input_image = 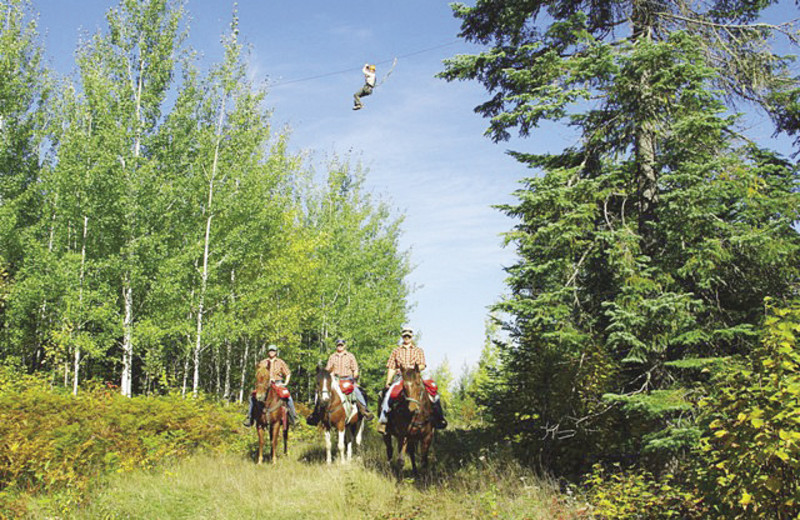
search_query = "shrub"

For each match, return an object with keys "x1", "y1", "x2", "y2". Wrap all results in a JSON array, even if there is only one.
[
  {"x1": 696, "y1": 302, "x2": 800, "y2": 519},
  {"x1": 0, "y1": 373, "x2": 245, "y2": 517},
  {"x1": 582, "y1": 463, "x2": 704, "y2": 519}
]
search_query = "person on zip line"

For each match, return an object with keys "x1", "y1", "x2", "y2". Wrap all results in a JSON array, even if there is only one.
[{"x1": 353, "y1": 63, "x2": 376, "y2": 110}]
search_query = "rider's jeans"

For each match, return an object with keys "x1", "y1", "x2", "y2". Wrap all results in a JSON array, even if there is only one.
[{"x1": 379, "y1": 377, "x2": 403, "y2": 423}]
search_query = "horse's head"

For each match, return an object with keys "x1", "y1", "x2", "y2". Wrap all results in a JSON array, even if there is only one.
[
  {"x1": 316, "y1": 367, "x2": 332, "y2": 406},
  {"x1": 401, "y1": 364, "x2": 424, "y2": 413},
  {"x1": 255, "y1": 360, "x2": 271, "y2": 401}
]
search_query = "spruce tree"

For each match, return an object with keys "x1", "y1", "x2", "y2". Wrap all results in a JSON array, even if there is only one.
[{"x1": 441, "y1": 0, "x2": 800, "y2": 473}]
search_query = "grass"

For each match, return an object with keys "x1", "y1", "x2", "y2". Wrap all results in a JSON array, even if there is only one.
[{"x1": 37, "y1": 428, "x2": 584, "y2": 520}]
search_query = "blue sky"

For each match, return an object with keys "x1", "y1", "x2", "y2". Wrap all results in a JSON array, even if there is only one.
[{"x1": 33, "y1": 1, "x2": 797, "y2": 377}]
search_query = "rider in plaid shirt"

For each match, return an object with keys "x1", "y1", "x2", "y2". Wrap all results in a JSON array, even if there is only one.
[
  {"x1": 307, "y1": 339, "x2": 374, "y2": 425},
  {"x1": 377, "y1": 327, "x2": 447, "y2": 433},
  {"x1": 242, "y1": 344, "x2": 298, "y2": 427}
]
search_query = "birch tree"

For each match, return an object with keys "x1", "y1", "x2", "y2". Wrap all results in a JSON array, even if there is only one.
[{"x1": 76, "y1": 0, "x2": 184, "y2": 396}]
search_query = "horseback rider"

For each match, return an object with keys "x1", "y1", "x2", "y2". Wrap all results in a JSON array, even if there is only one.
[
  {"x1": 376, "y1": 327, "x2": 447, "y2": 434},
  {"x1": 242, "y1": 344, "x2": 298, "y2": 427},
  {"x1": 353, "y1": 63, "x2": 376, "y2": 110},
  {"x1": 307, "y1": 338, "x2": 374, "y2": 425}
]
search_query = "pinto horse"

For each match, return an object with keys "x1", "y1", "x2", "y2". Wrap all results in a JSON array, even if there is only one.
[
  {"x1": 314, "y1": 367, "x2": 365, "y2": 464},
  {"x1": 254, "y1": 361, "x2": 289, "y2": 464},
  {"x1": 383, "y1": 364, "x2": 435, "y2": 474}
]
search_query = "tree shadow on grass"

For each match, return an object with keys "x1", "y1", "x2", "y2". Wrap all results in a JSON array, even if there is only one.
[{"x1": 355, "y1": 427, "x2": 506, "y2": 488}]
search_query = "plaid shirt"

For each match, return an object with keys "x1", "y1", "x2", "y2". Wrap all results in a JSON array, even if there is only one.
[
  {"x1": 386, "y1": 344, "x2": 426, "y2": 370},
  {"x1": 257, "y1": 357, "x2": 290, "y2": 382},
  {"x1": 326, "y1": 351, "x2": 359, "y2": 378}
]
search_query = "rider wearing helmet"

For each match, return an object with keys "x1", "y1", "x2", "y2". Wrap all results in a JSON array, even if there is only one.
[
  {"x1": 353, "y1": 63, "x2": 376, "y2": 110},
  {"x1": 376, "y1": 327, "x2": 447, "y2": 434},
  {"x1": 307, "y1": 339, "x2": 375, "y2": 425},
  {"x1": 242, "y1": 344, "x2": 298, "y2": 427}
]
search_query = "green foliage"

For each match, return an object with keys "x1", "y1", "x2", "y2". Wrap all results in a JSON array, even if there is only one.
[
  {"x1": 0, "y1": 367, "x2": 245, "y2": 516},
  {"x1": 582, "y1": 464, "x2": 704, "y2": 519},
  {"x1": 0, "y1": 0, "x2": 410, "y2": 405},
  {"x1": 441, "y1": 0, "x2": 800, "y2": 476},
  {"x1": 696, "y1": 302, "x2": 800, "y2": 519}
]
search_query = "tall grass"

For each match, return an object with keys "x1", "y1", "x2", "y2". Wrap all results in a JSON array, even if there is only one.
[{"x1": 64, "y1": 429, "x2": 582, "y2": 520}]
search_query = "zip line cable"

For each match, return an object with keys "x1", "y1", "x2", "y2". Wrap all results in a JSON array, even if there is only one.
[{"x1": 268, "y1": 40, "x2": 460, "y2": 88}]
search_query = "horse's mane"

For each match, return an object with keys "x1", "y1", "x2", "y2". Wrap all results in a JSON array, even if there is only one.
[{"x1": 255, "y1": 361, "x2": 270, "y2": 401}]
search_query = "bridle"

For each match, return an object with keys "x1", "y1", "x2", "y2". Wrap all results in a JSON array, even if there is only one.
[
  {"x1": 317, "y1": 371, "x2": 347, "y2": 422},
  {"x1": 403, "y1": 374, "x2": 431, "y2": 430}
]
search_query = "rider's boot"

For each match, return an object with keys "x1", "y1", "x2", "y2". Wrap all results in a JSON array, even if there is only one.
[
  {"x1": 376, "y1": 421, "x2": 386, "y2": 434},
  {"x1": 357, "y1": 402, "x2": 374, "y2": 421},
  {"x1": 432, "y1": 400, "x2": 448, "y2": 429}
]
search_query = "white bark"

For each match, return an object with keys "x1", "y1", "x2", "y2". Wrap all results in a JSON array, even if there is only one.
[
  {"x1": 192, "y1": 95, "x2": 226, "y2": 396},
  {"x1": 121, "y1": 279, "x2": 133, "y2": 397},
  {"x1": 73, "y1": 215, "x2": 88, "y2": 396},
  {"x1": 223, "y1": 269, "x2": 234, "y2": 400},
  {"x1": 120, "y1": 54, "x2": 144, "y2": 398},
  {"x1": 238, "y1": 339, "x2": 249, "y2": 403}
]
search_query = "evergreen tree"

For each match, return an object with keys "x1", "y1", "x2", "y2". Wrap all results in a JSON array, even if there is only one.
[{"x1": 441, "y1": 0, "x2": 800, "y2": 473}]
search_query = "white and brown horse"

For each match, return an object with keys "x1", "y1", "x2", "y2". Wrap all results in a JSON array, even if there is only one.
[
  {"x1": 314, "y1": 367, "x2": 365, "y2": 464},
  {"x1": 383, "y1": 364, "x2": 435, "y2": 474},
  {"x1": 254, "y1": 361, "x2": 289, "y2": 464}
]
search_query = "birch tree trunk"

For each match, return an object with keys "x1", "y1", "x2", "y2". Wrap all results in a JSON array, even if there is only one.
[
  {"x1": 73, "y1": 215, "x2": 88, "y2": 395},
  {"x1": 224, "y1": 269, "x2": 234, "y2": 400},
  {"x1": 238, "y1": 338, "x2": 249, "y2": 402},
  {"x1": 121, "y1": 279, "x2": 133, "y2": 396},
  {"x1": 121, "y1": 54, "x2": 145, "y2": 398},
  {"x1": 192, "y1": 95, "x2": 226, "y2": 396}
]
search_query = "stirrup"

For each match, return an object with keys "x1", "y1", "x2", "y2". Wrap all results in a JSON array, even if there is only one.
[{"x1": 357, "y1": 404, "x2": 374, "y2": 421}]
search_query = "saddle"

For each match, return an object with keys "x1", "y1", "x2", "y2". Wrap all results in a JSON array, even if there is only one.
[
  {"x1": 423, "y1": 379, "x2": 438, "y2": 397},
  {"x1": 339, "y1": 379, "x2": 355, "y2": 395},
  {"x1": 389, "y1": 382, "x2": 404, "y2": 400},
  {"x1": 272, "y1": 383, "x2": 291, "y2": 400}
]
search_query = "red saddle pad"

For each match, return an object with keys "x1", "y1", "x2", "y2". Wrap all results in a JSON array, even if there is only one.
[
  {"x1": 339, "y1": 379, "x2": 355, "y2": 395},
  {"x1": 423, "y1": 379, "x2": 438, "y2": 397},
  {"x1": 389, "y1": 383, "x2": 404, "y2": 400},
  {"x1": 272, "y1": 383, "x2": 291, "y2": 399}
]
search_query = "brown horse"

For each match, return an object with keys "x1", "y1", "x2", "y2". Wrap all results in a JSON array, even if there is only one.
[
  {"x1": 254, "y1": 361, "x2": 289, "y2": 464},
  {"x1": 383, "y1": 364, "x2": 435, "y2": 474},
  {"x1": 314, "y1": 367, "x2": 365, "y2": 464}
]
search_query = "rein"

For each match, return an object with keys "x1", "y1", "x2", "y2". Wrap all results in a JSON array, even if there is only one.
[{"x1": 405, "y1": 380, "x2": 431, "y2": 430}]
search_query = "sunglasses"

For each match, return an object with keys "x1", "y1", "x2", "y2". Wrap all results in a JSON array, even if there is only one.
[{"x1": 402, "y1": 334, "x2": 412, "y2": 338}]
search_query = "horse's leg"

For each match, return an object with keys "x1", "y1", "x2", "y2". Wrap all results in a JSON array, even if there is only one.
[
  {"x1": 355, "y1": 418, "x2": 364, "y2": 449},
  {"x1": 408, "y1": 438, "x2": 418, "y2": 475},
  {"x1": 324, "y1": 428, "x2": 333, "y2": 465},
  {"x1": 398, "y1": 435, "x2": 408, "y2": 473},
  {"x1": 271, "y1": 419, "x2": 280, "y2": 464},
  {"x1": 337, "y1": 426, "x2": 346, "y2": 464},
  {"x1": 421, "y1": 429, "x2": 434, "y2": 470},
  {"x1": 283, "y1": 419, "x2": 289, "y2": 455},
  {"x1": 257, "y1": 425, "x2": 264, "y2": 465},
  {"x1": 383, "y1": 429, "x2": 393, "y2": 462}
]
